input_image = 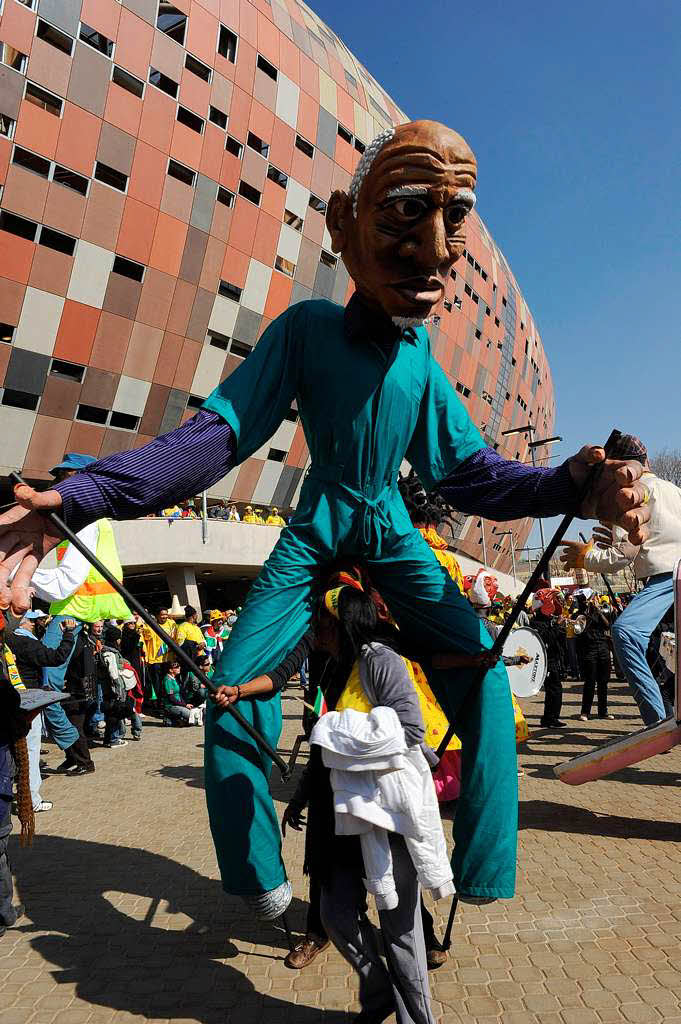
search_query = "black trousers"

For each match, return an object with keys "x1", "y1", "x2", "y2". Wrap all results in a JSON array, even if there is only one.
[
  {"x1": 541, "y1": 671, "x2": 563, "y2": 724},
  {"x1": 64, "y1": 707, "x2": 94, "y2": 769},
  {"x1": 580, "y1": 647, "x2": 611, "y2": 716}
]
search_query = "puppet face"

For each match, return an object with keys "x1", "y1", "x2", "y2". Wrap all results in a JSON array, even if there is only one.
[{"x1": 327, "y1": 120, "x2": 477, "y2": 321}]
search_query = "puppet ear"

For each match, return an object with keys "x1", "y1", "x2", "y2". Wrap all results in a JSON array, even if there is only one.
[{"x1": 326, "y1": 190, "x2": 353, "y2": 254}]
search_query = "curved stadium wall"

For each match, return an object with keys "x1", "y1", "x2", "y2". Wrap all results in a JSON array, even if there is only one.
[{"x1": 0, "y1": 0, "x2": 555, "y2": 574}]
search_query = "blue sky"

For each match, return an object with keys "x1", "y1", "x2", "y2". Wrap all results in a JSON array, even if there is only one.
[{"x1": 312, "y1": 0, "x2": 680, "y2": 550}]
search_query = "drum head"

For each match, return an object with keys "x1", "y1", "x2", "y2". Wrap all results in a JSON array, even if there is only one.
[{"x1": 503, "y1": 626, "x2": 547, "y2": 698}]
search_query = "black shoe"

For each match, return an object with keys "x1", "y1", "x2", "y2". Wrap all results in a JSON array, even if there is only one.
[
  {"x1": 47, "y1": 761, "x2": 74, "y2": 775},
  {"x1": 540, "y1": 719, "x2": 566, "y2": 729},
  {"x1": 68, "y1": 764, "x2": 95, "y2": 775}
]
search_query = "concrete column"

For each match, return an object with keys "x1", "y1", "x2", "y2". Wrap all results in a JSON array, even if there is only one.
[{"x1": 166, "y1": 566, "x2": 201, "y2": 618}]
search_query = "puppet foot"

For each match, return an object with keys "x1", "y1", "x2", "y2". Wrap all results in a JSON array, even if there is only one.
[{"x1": 242, "y1": 880, "x2": 292, "y2": 921}]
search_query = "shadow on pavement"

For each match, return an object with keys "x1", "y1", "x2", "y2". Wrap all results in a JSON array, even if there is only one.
[
  {"x1": 12, "y1": 835, "x2": 337, "y2": 1024},
  {"x1": 519, "y1": 798, "x2": 681, "y2": 841}
]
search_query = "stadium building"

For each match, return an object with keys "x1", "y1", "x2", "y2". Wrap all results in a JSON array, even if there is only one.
[{"x1": 0, "y1": 0, "x2": 555, "y2": 605}]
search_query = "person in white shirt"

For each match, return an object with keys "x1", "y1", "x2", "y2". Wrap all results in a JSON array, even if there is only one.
[{"x1": 561, "y1": 434, "x2": 681, "y2": 725}]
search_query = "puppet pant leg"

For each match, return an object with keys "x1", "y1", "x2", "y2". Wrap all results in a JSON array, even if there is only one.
[
  {"x1": 204, "y1": 527, "x2": 323, "y2": 897},
  {"x1": 369, "y1": 530, "x2": 517, "y2": 900}
]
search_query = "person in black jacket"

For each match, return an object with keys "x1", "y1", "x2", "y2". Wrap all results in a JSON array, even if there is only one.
[
  {"x1": 577, "y1": 598, "x2": 615, "y2": 721},
  {"x1": 530, "y1": 607, "x2": 566, "y2": 729},
  {"x1": 60, "y1": 629, "x2": 98, "y2": 774},
  {"x1": 6, "y1": 611, "x2": 75, "y2": 807}
]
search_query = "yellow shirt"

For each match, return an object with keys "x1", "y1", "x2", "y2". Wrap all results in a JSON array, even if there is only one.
[
  {"x1": 175, "y1": 621, "x2": 205, "y2": 647},
  {"x1": 266, "y1": 514, "x2": 286, "y2": 527},
  {"x1": 141, "y1": 619, "x2": 176, "y2": 664}
]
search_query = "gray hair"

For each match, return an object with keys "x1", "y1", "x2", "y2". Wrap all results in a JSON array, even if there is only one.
[{"x1": 348, "y1": 126, "x2": 395, "y2": 217}]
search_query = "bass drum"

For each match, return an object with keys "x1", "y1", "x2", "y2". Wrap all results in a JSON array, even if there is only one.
[{"x1": 503, "y1": 626, "x2": 548, "y2": 698}]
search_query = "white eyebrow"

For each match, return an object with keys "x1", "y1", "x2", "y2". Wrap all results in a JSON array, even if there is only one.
[
  {"x1": 454, "y1": 187, "x2": 476, "y2": 207},
  {"x1": 384, "y1": 185, "x2": 430, "y2": 199}
]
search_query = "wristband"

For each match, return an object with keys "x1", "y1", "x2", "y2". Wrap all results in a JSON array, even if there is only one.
[{"x1": 235, "y1": 685, "x2": 241, "y2": 702}]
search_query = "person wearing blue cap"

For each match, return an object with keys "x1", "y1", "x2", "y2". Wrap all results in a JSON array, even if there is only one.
[{"x1": 28, "y1": 455, "x2": 130, "y2": 752}]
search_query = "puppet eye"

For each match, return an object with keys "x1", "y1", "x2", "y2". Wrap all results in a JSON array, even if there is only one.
[
  {"x1": 389, "y1": 196, "x2": 428, "y2": 219},
  {"x1": 445, "y1": 202, "x2": 471, "y2": 228}
]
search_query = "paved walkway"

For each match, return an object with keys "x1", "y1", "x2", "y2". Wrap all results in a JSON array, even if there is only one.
[{"x1": 2, "y1": 679, "x2": 681, "y2": 1024}]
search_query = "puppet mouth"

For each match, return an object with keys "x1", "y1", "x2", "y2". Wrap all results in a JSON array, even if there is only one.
[{"x1": 391, "y1": 278, "x2": 443, "y2": 305}]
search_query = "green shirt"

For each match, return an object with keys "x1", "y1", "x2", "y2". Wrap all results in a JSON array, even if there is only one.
[{"x1": 161, "y1": 674, "x2": 182, "y2": 707}]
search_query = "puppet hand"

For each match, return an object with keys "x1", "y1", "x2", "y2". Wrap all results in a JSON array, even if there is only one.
[
  {"x1": 281, "y1": 803, "x2": 306, "y2": 836},
  {"x1": 0, "y1": 487, "x2": 64, "y2": 614},
  {"x1": 559, "y1": 540, "x2": 590, "y2": 569},
  {"x1": 567, "y1": 446, "x2": 649, "y2": 545},
  {"x1": 592, "y1": 524, "x2": 615, "y2": 549}
]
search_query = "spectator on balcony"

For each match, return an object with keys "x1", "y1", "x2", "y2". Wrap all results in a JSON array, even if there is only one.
[
  {"x1": 208, "y1": 500, "x2": 228, "y2": 520},
  {"x1": 161, "y1": 505, "x2": 182, "y2": 519},
  {"x1": 227, "y1": 504, "x2": 240, "y2": 522},
  {"x1": 242, "y1": 505, "x2": 263, "y2": 524},
  {"x1": 266, "y1": 507, "x2": 287, "y2": 527}
]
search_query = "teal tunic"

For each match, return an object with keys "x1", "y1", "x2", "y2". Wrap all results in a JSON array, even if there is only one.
[{"x1": 203, "y1": 299, "x2": 517, "y2": 900}]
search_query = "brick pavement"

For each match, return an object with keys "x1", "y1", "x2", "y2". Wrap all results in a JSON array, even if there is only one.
[{"x1": 2, "y1": 678, "x2": 681, "y2": 1024}]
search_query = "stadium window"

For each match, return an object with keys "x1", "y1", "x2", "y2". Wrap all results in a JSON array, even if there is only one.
[
  {"x1": 79, "y1": 23, "x2": 114, "y2": 58},
  {"x1": 246, "y1": 131, "x2": 269, "y2": 158},
  {"x1": 283, "y1": 209, "x2": 302, "y2": 232},
  {"x1": 25, "y1": 82, "x2": 62, "y2": 116},
  {"x1": 0, "y1": 42, "x2": 27, "y2": 72},
  {"x1": 454, "y1": 297, "x2": 462, "y2": 309},
  {"x1": 443, "y1": 300, "x2": 452, "y2": 312},
  {"x1": 185, "y1": 53, "x2": 211, "y2": 82},
  {"x1": 148, "y1": 67, "x2": 178, "y2": 98},
  {"x1": 0, "y1": 323, "x2": 15, "y2": 344},
  {"x1": 12, "y1": 146, "x2": 51, "y2": 178},
  {"x1": 94, "y1": 161, "x2": 127, "y2": 192},
  {"x1": 216, "y1": 186, "x2": 235, "y2": 207},
  {"x1": 2, "y1": 389, "x2": 39, "y2": 411},
  {"x1": 167, "y1": 158, "x2": 196, "y2": 186},
  {"x1": 295, "y1": 135, "x2": 314, "y2": 158},
  {"x1": 49, "y1": 359, "x2": 83, "y2": 382},
  {"x1": 354, "y1": 138, "x2": 365, "y2": 154},
  {"x1": 39, "y1": 226, "x2": 76, "y2": 256},
  {"x1": 186, "y1": 395, "x2": 204, "y2": 410},
  {"x1": 502, "y1": 295, "x2": 507, "y2": 306},
  {"x1": 238, "y1": 180, "x2": 261, "y2": 206},
  {"x1": 337, "y1": 123, "x2": 352, "y2": 144},
  {"x1": 112, "y1": 255, "x2": 145, "y2": 282},
  {"x1": 319, "y1": 250, "x2": 337, "y2": 269},
  {"x1": 225, "y1": 135, "x2": 243, "y2": 158},
  {"x1": 267, "y1": 448, "x2": 286, "y2": 462},
  {"x1": 53, "y1": 165, "x2": 88, "y2": 195},
  {"x1": 274, "y1": 255, "x2": 295, "y2": 277},
  {"x1": 207, "y1": 330, "x2": 230, "y2": 350},
  {"x1": 156, "y1": 3, "x2": 186, "y2": 45},
  {"x1": 109, "y1": 411, "x2": 139, "y2": 431},
  {"x1": 308, "y1": 193, "x2": 326, "y2": 214},
  {"x1": 475, "y1": 328, "x2": 482, "y2": 340},
  {"x1": 0, "y1": 114, "x2": 15, "y2": 140},
  {"x1": 209, "y1": 105, "x2": 227, "y2": 129},
  {"x1": 464, "y1": 284, "x2": 472, "y2": 297},
  {"x1": 450, "y1": 268, "x2": 456, "y2": 279},
  {"x1": 76, "y1": 403, "x2": 108, "y2": 425},
  {"x1": 467, "y1": 253, "x2": 474, "y2": 267},
  {"x1": 494, "y1": 316, "x2": 500, "y2": 327},
  {"x1": 112, "y1": 65, "x2": 144, "y2": 98},
  {"x1": 0, "y1": 211, "x2": 37, "y2": 241},
  {"x1": 36, "y1": 19, "x2": 73, "y2": 55},
  {"x1": 485, "y1": 305, "x2": 491, "y2": 316},
  {"x1": 176, "y1": 106, "x2": 204, "y2": 134},
  {"x1": 267, "y1": 164, "x2": 288, "y2": 189},
  {"x1": 256, "y1": 54, "x2": 277, "y2": 81},
  {"x1": 218, "y1": 24, "x2": 238, "y2": 62},
  {"x1": 230, "y1": 339, "x2": 252, "y2": 358},
  {"x1": 219, "y1": 280, "x2": 242, "y2": 301}
]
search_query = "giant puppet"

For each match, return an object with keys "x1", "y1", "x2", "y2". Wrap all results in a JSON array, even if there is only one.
[{"x1": 0, "y1": 121, "x2": 650, "y2": 919}]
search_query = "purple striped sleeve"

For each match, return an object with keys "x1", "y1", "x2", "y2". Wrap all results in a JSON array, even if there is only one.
[
  {"x1": 54, "y1": 410, "x2": 236, "y2": 532},
  {"x1": 438, "y1": 447, "x2": 579, "y2": 520}
]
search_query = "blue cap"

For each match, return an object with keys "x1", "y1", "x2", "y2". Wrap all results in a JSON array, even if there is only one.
[
  {"x1": 50, "y1": 453, "x2": 97, "y2": 476},
  {"x1": 23, "y1": 609, "x2": 49, "y2": 620}
]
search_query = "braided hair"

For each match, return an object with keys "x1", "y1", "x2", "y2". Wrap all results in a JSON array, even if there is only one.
[{"x1": 398, "y1": 469, "x2": 459, "y2": 531}]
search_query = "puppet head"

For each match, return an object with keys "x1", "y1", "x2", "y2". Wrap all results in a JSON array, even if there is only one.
[{"x1": 326, "y1": 120, "x2": 477, "y2": 326}]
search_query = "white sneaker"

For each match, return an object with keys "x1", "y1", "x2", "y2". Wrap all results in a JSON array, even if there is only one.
[{"x1": 34, "y1": 801, "x2": 53, "y2": 812}]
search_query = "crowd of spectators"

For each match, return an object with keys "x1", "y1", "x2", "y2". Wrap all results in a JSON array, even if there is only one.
[
  {"x1": 2, "y1": 604, "x2": 240, "y2": 814},
  {"x1": 146, "y1": 498, "x2": 291, "y2": 525}
]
